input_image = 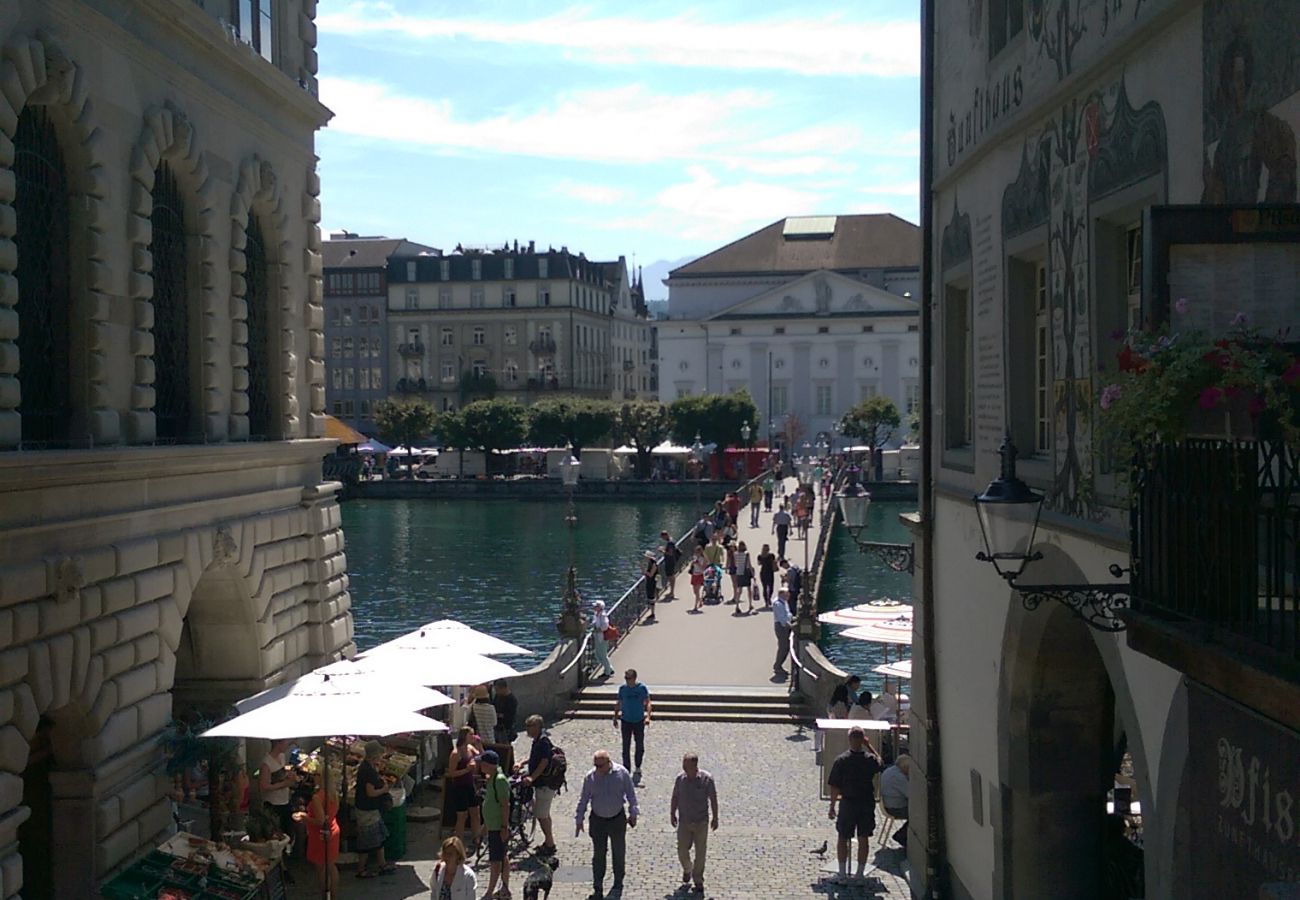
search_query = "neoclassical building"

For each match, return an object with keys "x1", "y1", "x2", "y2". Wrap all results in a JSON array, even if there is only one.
[
  {"x1": 659, "y1": 215, "x2": 921, "y2": 450},
  {"x1": 0, "y1": 1, "x2": 352, "y2": 895}
]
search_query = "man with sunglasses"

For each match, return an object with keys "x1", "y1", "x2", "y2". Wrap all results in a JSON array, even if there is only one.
[{"x1": 575, "y1": 750, "x2": 639, "y2": 899}]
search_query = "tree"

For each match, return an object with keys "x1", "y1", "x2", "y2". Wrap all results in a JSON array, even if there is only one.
[
  {"x1": 616, "y1": 401, "x2": 672, "y2": 477},
  {"x1": 373, "y1": 398, "x2": 437, "y2": 476},
  {"x1": 458, "y1": 398, "x2": 528, "y2": 475},
  {"x1": 840, "y1": 395, "x2": 901, "y2": 480},
  {"x1": 527, "y1": 396, "x2": 617, "y2": 456},
  {"x1": 669, "y1": 390, "x2": 759, "y2": 450},
  {"x1": 459, "y1": 370, "x2": 497, "y2": 404},
  {"x1": 435, "y1": 408, "x2": 468, "y2": 478}
]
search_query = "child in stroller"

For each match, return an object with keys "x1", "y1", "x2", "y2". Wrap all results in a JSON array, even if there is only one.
[{"x1": 702, "y1": 563, "x2": 725, "y2": 605}]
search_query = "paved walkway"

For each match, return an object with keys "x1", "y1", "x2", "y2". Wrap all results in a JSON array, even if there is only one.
[
  {"x1": 611, "y1": 478, "x2": 829, "y2": 687},
  {"x1": 286, "y1": 719, "x2": 910, "y2": 899}
]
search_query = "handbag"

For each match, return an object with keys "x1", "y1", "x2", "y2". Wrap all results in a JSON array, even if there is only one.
[{"x1": 603, "y1": 624, "x2": 620, "y2": 642}]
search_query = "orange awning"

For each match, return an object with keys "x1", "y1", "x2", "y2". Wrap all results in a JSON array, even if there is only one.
[{"x1": 323, "y1": 415, "x2": 367, "y2": 445}]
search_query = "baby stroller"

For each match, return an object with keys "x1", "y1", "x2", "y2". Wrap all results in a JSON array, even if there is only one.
[{"x1": 702, "y1": 564, "x2": 725, "y2": 605}]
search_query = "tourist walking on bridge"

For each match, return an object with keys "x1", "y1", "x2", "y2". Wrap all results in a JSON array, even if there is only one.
[
  {"x1": 615, "y1": 668, "x2": 651, "y2": 779},
  {"x1": 762, "y1": 472, "x2": 775, "y2": 511},
  {"x1": 688, "y1": 546, "x2": 707, "y2": 610},
  {"x1": 575, "y1": 750, "x2": 639, "y2": 900},
  {"x1": 732, "y1": 542, "x2": 755, "y2": 614},
  {"x1": 773, "y1": 503, "x2": 792, "y2": 559},
  {"x1": 670, "y1": 752, "x2": 719, "y2": 894},
  {"x1": 757, "y1": 544, "x2": 777, "y2": 607},
  {"x1": 643, "y1": 551, "x2": 659, "y2": 623},
  {"x1": 592, "y1": 600, "x2": 615, "y2": 678},
  {"x1": 518, "y1": 715, "x2": 558, "y2": 858},
  {"x1": 772, "y1": 589, "x2": 793, "y2": 680},
  {"x1": 660, "y1": 531, "x2": 681, "y2": 599},
  {"x1": 748, "y1": 480, "x2": 763, "y2": 527}
]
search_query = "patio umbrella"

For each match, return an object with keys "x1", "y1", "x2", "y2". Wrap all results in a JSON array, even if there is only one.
[
  {"x1": 233, "y1": 664, "x2": 455, "y2": 715},
  {"x1": 818, "y1": 599, "x2": 912, "y2": 627},
  {"x1": 345, "y1": 647, "x2": 522, "y2": 687},
  {"x1": 358, "y1": 439, "x2": 390, "y2": 454},
  {"x1": 368, "y1": 620, "x2": 533, "y2": 657},
  {"x1": 838, "y1": 613, "x2": 914, "y2": 646},
  {"x1": 872, "y1": 658, "x2": 912, "y2": 680}
]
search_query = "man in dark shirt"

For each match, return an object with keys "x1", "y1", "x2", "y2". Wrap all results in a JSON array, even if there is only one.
[
  {"x1": 827, "y1": 726, "x2": 884, "y2": 881},
  {"x1": 492, "y1": 679, "x2": 518, "y2": 743},
  {"x1": 517, "y1": 714, "x2": 557, "y2": 856},
  {"x1": 780, "y1": 558, "x2": 803, "y2": 602},
  {"x1": 660, "y1": 530, "x2": 681, "y2": 599}
]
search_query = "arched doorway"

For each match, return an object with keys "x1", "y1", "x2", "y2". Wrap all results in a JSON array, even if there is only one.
[
  {"x1": 996, "y1": 579, "x2": 1147, "y2": 898},
  {"x1": 173, "y1": 564, "x2": 265, "y2": 720}
]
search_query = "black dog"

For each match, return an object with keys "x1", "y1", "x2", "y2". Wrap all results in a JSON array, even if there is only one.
[{"x1": 522, "y1": 856, "x2": 559, "y2": 900}]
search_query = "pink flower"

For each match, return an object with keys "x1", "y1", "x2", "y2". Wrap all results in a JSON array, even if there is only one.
[
  {"x1": 1198, "y1": 387, "x2": 1225, "y2": 409},
  {"x1": 1174, "y1": 297, "x2": 1190, "y2": 315},
  {"x1": 1099, "y1": 384, "x2": 1122, "y2": 410}
]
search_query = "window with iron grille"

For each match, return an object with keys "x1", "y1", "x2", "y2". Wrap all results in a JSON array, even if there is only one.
[
  {"x1": 1034, "y1": 261, "x2": 1049, "y2": 454},
  {"x1": 245, "y1": 217, "x2": 274, "y2": 438},
  {"x1": 13, "y1": 106, "x2": 72, "y2": 447},
  {"x1": 151, "y1": 162, "x2": 193, "y2": 442}
]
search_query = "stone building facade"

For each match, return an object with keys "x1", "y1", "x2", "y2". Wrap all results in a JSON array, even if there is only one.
[
  {"x1": 0, "y1": 1, "x2": 353, "y2": 895},
  {"x1": 916, "y1": 1, "x2": 1300, "y2": 898}
]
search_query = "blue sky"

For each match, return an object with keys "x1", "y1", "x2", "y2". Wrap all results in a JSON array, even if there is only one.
[{"x1": 316, "y1": 1, "x2": 921, "y2": 285}]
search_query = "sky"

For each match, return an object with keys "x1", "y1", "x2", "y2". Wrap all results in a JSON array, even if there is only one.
[{"x1": 315, "y1": 1, "x2": 921, "y2": 292}]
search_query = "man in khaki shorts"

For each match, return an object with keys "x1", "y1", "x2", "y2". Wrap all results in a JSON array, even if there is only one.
[{"x1": 518, "y1": 714, "x2": 558, "y2": 856}]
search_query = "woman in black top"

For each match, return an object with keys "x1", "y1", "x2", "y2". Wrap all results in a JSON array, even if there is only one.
[
  {"x1": 757, "y1": 543, "x2": 777, "y2": 607},
  {"x1": 354, "y1": 741, "x2": 394, "y2": 877},
  {"x1": 643, "y1": 551, "x2": 659, "y2": 622},
  {"x1": 661, "y1": 532, "x2": 681, "y2": 599}
]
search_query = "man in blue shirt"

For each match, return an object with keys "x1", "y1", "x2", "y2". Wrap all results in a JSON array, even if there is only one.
[
  {"x1": 575, "y1": 749, "x2": 639, "y2": 900},
  {"x1": 614, "y1": 668, "x2": 651, "y2": 780}
]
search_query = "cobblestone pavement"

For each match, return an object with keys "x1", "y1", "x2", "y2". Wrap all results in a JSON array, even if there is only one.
[{"x1": 288, "y1": 719, "x2": 910, "y2": 899}]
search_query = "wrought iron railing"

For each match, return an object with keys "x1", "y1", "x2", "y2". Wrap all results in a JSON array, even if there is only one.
[{"x1": 1131, "y1": 437, "x2": 1299, "y2": 667}]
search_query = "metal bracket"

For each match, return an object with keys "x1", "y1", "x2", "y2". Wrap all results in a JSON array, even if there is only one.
[
  {"x1": 1005, "y1": 564, "x2": 1132, "y2": 632},
  {"x1": 853, "y1": 539, "x2": 916, "y2": 575}
]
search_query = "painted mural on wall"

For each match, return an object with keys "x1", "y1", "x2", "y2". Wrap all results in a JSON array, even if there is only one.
[
  {"x1": 1001, "y1": 78, "x2": 1167, "y2": 518},
  {"x1": 1202, "y1": 0, "x2": 1300, "y2": 203}
]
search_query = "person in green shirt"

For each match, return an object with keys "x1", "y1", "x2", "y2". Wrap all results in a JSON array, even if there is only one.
[
  {"x1": 478, "y1": 750, "x2": 511, "y2": 899},
  {"x1": 762, "y1": 474, "x2": 775, "y2": 512},
  {"x1": 703, "y1": 533, "x2": 726, "y2": 567}
]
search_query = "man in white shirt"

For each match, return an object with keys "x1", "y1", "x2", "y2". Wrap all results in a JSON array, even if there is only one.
[
  {"x1": 772, "y1": 589, "x2": 793, "y2": 679},
  {"x1": 879, "y1": 755, "x2": 911, "y2": 849}
]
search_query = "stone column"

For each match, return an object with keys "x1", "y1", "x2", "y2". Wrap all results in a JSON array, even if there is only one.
[{"x1": 49, "y1": 769, "x2": 97, "y2": 900}]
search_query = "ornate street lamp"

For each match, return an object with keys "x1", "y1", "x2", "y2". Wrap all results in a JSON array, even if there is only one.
[
  {"x1": 740, "y1": 422, "x2": 752, "y2": 478},
  {"x1": 837, "y1": 465, "x2": 916, "y2": 574},
  {"x1": 972, "y1": 432, "x2": 1130, "y2": 631},
  {"x1": 556, "y1": 454, "x2": 583, "y2": 636},
  {"x1": 831, "y1": 419, "x2": 841, "y2": 457}
]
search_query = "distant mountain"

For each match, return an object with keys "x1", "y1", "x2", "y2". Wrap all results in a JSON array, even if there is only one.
[{"x1": 638, "y1": 256, "x2": 696, "y2": 302}]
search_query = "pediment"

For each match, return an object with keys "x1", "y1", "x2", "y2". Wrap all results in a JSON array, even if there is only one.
[{"x1": 705, "y1": 270, "x2": 916, "y2": 319}]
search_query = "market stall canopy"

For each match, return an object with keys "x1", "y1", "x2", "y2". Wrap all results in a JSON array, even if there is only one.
[
  {"x1": 612, "y1": 445, "x2": 638, "y2": 455},
  {"x1": 872, "y1": 658, "x2": 913, "y2": 680},
  {"x1": 388, "y1": 446, "x2": 439, "y2": 456},
  {"x1": 369, "y1": 620, "x2": 534, "y2": 657},
  {"x1": 358, "y1": 438, "x2": 391, "y2": 454},
  {"x1": 350, "y1": 646, "x2": 522, "y2": 686},
  {"x1": 818, "y1": 599, "x2": 913, "y2": 627},
  {"x1": 651, "y1": 441, "x2": 697, "y2": 456},
  {"x1": 233, "y1": 665, "x2": 454, "y2": 715},
  {"x1": 323, "y1": 415, "x2": 367, "y2": 445},
  {"x1": 838, "y1": 615, "x2": 914, "y2": 646}
]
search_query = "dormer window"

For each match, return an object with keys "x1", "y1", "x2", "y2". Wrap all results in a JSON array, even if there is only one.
[{"x1": 471, "y1": 258, "x2": 482, "y2": 280}]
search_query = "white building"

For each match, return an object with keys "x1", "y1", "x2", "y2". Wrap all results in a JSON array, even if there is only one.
[
  {"x1": 659, "y1": 215, "x2": 921, "y2": 450},
  {"x1": 913, "y1": 1, "x2": 1300, "y2": 898}
]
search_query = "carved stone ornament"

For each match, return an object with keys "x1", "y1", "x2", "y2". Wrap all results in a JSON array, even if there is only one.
[
  {"x1": 52, "y1": 557, "x2": 84, "y2": 605},
  {"x1": 212, "y1": 526, "x2": 238, "y2": 567}
]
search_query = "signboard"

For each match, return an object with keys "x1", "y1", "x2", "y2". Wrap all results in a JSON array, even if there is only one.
[
  {"x1": 1145, "y1": 205, "x2": 1300, "y2": 338},
  {"x1": 1186, "y1": 683, "x2": 1300, "y2": 891}
]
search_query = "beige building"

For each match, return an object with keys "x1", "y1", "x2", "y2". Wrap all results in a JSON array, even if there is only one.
[
  {"x1": 387, "y1": 246, "x2": 651, "y2": 408},
  {"x1": 0, "y1": 1, "x2": 352, "y2": 895}
]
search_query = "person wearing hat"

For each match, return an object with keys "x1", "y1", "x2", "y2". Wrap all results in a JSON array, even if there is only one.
[
  {"x1": 642, "y1": 550, "x2": 659, "y2": 622},
  {"x1": 479, "y1": 750, "x2": 512, "y2": 899},
  {"x1": 353, "y1": 740, "x2": 394, "y2": 878},
  {"x1": 592, "y1": 600, "x2": 615, "y2": 677},
  {"x1": 827, "y1": 726, "x2": 884, "y2": 882}
]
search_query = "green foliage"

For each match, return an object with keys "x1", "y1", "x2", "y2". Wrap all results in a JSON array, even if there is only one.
[
  {"x1": 669, "y1": 390, "x2": 759, "y2": 448},
  {"x1": 840, "y1": 395, "x2": 901, "y2": 450},
  {"x1": 528, "y1": 396, "x2": 617, "y2": 452},
  {"x1": 616, "y1": 401, "x2": 673, "y2": 476},
  {"x1": 458, "y1": 398, "x2": 529, "y2": 456},
  {"x1": 373, "y1": 398, "x2": 437, "y2": 455},
  {"x1": 459, "y1": 370, "x2": 498, "y2": 403}
]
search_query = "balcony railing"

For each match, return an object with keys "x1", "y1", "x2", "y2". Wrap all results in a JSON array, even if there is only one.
[
  {"x1": 1131, "y1": 437, "x2": 1299, "y2": 667},
  {"x1": 529, "y1": 337, "x2": 557, "y2": 354},
  {"x1": 398, "y1": 342, "x2": 425, "y2": 357},
  {"x1": 622, "y1": 359, "x2": 634, "y2": 371},
  {"x1": 395, "y1": 377, "x2": 428, "y2": 394}
]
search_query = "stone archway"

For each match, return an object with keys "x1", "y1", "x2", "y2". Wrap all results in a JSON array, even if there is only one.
[{"x1": 994, "y1": 548, "x2": 1150, "y2": 899}]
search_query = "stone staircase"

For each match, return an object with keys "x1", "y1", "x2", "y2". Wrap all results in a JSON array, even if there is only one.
[{"x1": 567, "y1": 684, "x2": 813, "y2": 726}]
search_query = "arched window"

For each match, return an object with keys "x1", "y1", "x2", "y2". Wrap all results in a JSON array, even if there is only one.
[
  {"x1": 150, "y1": 162, "x2": 192, "y2": 442},
  {"x1": 13, "y1": 106, "x2": 72, "y2": 446},
  {"x1": 244, "y1": 217, "x2": 273, "y2": 438}
]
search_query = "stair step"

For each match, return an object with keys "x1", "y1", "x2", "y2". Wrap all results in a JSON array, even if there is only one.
[
  {"x1": 566, "y1": 709, "x2": 811, "y2": 725},
  {"x1": 571, "y1": 699, "x2": 797, "y2": 714}
]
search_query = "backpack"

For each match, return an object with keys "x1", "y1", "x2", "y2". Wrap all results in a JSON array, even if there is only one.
[{"x1": 542, "y1": 744, "x2": 568, "y2": 792}]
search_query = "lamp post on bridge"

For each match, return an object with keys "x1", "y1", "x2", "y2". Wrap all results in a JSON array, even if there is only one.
[
  {"x1": 691, "y1": 433, "x2": 704, "y2": 516},
  {"x1": 556, "y1": 453, "x2": 583, "y2": 637},
  {"x1": 740, "y1": 422, "x2": 752, "y2": 478}
]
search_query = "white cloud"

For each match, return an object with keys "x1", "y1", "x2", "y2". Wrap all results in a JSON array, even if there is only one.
[
  {"x1": 319, "y1": 78, "x2": 771, "y2": 165},
  {"x1": 318, "y1": 4, "x2": 919, "y2": 77},
  {"x1": 552, "y1": 180, "x2": 628, "y2": 205}
]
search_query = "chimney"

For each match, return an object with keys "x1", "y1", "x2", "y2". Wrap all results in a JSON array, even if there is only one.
[{"x1": 529, "y1": 240, "x2": 535, "y2": 254}]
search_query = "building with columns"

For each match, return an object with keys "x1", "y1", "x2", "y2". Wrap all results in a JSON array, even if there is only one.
[
  {"x1": 0, "y1": 1, "x2": 353, "y2": 895},
  {"x1": 658, "y1": 215, "x2": 921, "y2": 451}
]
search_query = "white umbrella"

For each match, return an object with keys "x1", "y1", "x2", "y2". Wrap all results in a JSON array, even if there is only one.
[
  {"x1": 838, "y1": 614, "x2": 914, "y2": 646},
  {"x1": 818, "y1": 599, "x2": 912, "y2": 627},
  {"x1": 348, "y1": 647, "x2": 522, "y2": 686},
  {"x1": 612, "y1": 445, "x2": 638, "y2": 455},
  {"x1": 872, "y1": 658, "x2": 912, "y2": 680},
  {"x1": 368, "y1": 620, "x2": 533, "y2": 657},
  {"x1": 233, "y1": 664, "x2": 455, "y2": 715}
]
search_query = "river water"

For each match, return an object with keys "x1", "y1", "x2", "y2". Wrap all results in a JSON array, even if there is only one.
[{"x1": 340, "y1": 497, "x2": 915, "y2": 688}]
